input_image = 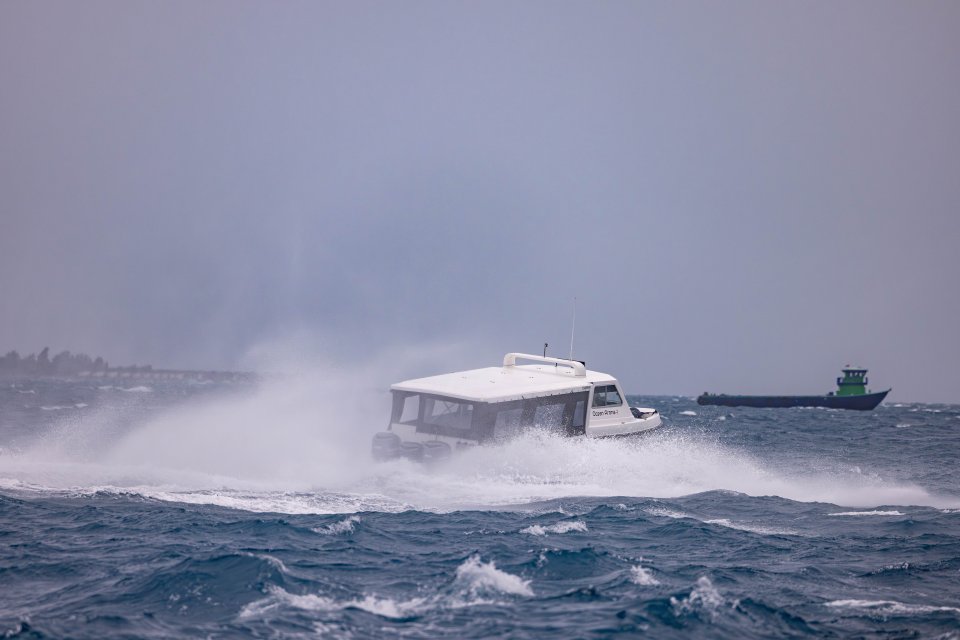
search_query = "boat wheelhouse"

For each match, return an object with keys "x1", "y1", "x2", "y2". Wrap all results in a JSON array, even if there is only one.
[
  {"x1": 835, "y1": 366, "x2": 869, "y2": 396},
  {"x1": 372, "y1": 353, "x2": 661, "y2": 461}
]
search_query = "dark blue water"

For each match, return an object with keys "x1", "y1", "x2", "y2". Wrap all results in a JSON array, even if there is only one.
[{"x1": 2, "y1": 378, "x2": 959, "y2": 638}]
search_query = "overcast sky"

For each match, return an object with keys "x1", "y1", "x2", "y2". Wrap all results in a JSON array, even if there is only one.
[{"x1": 2, "y1": 1, "x2": 958, "y2": 401}]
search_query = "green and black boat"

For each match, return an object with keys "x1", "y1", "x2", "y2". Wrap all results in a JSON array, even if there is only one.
[{"x1": 697, "y1": 366, "x2": 890, "y2": 411}]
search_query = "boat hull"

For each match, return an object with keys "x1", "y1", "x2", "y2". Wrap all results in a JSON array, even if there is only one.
[{"x1": 696, "y1": 389, "x2": 890, "y2": 411}]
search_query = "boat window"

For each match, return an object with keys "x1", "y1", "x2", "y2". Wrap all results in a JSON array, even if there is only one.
[
  {"x1": 493, "y1": 407, "x2": 523, "y2": 440},
  {"x1": 592, "y1": 387, "x2": 606, "y2": 407},
  {"x1": 592, "y1": 384, "x2": 622, "y2": 407},
  {"x1": 422, "y1": 397, "x2": 474, "y2": 431},
  {"x1": 399, "y1": 394, "x2": 419, "y2": 423},
  {"x1": 391, "y1": 391, "x2": 420, "y2": 425},
  {"x1": 605, "y1": 386, "x2": 622, "y2": 407},
  {"x1": 486, "y1": 390, "x2": 589, "y2": 440},
  {"x1": 534, "y1": 402, "x2": 565, "y2": 428}
]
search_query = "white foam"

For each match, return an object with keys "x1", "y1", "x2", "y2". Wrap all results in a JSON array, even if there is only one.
[
  {"x1": 520, "y1": 520, "x2": 587, "y2": 536},
  {"x1": 679, "y1": 410, "x2": 697, "y2": 416},
  {"x1": 630, "y1": 563, "x2": 660, "y2": 586},
  {"x1": 238, "y1": 558, "x2": 533, "y2": 625},
  {"x1": 122, "y1": 386, "x2": 153, "y2": 393},
  {"x1": 825, "y1": 599, "x2": 960, "y2": 616},
  {"x1": 670, "y1": 576, "x2": 725, "y2": 617},
  {"x1": 3, "y1": 362, "x2": 957, "y2": 514},
  {"x1": 644, "y1": 506, "x2": 691, "y2": 519},
  {"x1": 827, "y1": 510, "x2": 904, "y2": 517},
  {"x1": 454, "y1": 555, "x2": 533, "y2": 597},
  {"x1": 314, "y1": 515, "x2": 360, "y2": 535},
  {"x1": 239, "y1": 585, "x2": 426, "y2": 620},
  {"x1": 704, "y1": 518, "x2": 798, "y2": 536}
]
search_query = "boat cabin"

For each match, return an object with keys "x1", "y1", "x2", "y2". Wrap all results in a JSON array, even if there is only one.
[
  {"x1": 836, "y1": 366, "x2": 869, "y2": 396},
  {"x1": 386, "y1": 352, "x2": 655, "y2": 447}
]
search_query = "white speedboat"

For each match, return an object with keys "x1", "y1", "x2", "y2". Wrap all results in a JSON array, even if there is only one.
[{"x1": 371, "y1": 352, "x2": 661, "y2": 461}]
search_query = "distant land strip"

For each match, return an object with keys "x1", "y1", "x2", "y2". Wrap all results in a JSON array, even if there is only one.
[{"x1": 1, "y1": 347, "x2": 254, "y2": 383}]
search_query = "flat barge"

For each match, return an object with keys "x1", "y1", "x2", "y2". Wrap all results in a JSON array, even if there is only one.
[{"x1": 697, "y1": 366, "x2": 890, "y2": 411}]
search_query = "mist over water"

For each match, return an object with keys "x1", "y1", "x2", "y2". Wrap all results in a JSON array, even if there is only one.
[{"x1": 1, "y1": 365, "x2": 955, "y2": 513}]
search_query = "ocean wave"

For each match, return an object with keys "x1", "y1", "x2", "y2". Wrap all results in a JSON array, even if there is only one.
[
  {"x1": 313, "y1": 515, "x2": 360, "y2": 535},
  {"x1": 630, "y1": 562, "x2": 660, "y2": 586},
  {"x1": 520, "y1": 520, "x2": 587, "y2": 536},
  {"x1": 825, "y1": 599, "x2": 960, "y2": 617},
  {"x1": 670, "y1": 576, "x2": 726, "y2": 618},
  {"x1": 643, "y1": 506, "x2": 691, "y2": 519},
  {"x1": 827, "y1": 510, "x2": 904, "y2": 517},
  {"x1": 704, "y1": 518, "x2": 798, "y2": 536},
  {"x1": 240, "y1": 585, "x2": 426, "y2": 620},
  {"x1": 454, "y1": 555, "x2": 533, "y2": 597},
  {"x1": 238, "y1": 554, "x2": 532, "y2": 623}
]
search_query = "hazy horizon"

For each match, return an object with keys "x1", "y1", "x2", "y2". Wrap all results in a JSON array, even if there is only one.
[{"x1": 2, "y1": 2, "x2": 958, "y2": 402}]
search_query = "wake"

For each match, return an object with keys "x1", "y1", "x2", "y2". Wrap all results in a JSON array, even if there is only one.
[{"x1": 0, "y1": 370, "x2": 956, "y2": 514}]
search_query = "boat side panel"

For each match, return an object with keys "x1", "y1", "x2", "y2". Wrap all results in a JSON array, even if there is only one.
[
  {"x1": 696, "y1": 390, "x2": 889, "y2": 410},
  {"x1": 586, "y1": 413, "x2": 661, "y2": 437}
]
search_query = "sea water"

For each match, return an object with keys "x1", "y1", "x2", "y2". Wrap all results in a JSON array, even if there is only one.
[{"x1": 1, "y1": 377, "x2": 959, "y2": 638}]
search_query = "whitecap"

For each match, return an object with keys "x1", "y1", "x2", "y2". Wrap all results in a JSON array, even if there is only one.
[
  {"x1": 704, "y1": 518, "x2": 798, "y2": 536},
  {"x1": 520, "y1": 520, "x2": 587, "y2": 536},
  {"x1": 314, "y1": 515, "x2": 360, "y2": 535},
  {"x1": 670, "y1": 576, "x2": 725, "y2": 617},
  {"x1": 239, "y1": 585, "x2": 425, "y2": 620},
  {"x1": 679, "y1": 410, "x2": 697, "y2": 416},
  {"x1": 644, "y1": 506, "x2": 690, "y2": 519},
  {"x1": 122, "y1": 386, "x2": 153, "y2": 393},
  {"x1": 630, "y1": 562, "x2": 660, "y2": 586},
  {"x1": 825, "y1": 599, "x2": 960, "y2": 616},
  {"x1": 454, "y1": 555, "x2": 533, "y2": 597},
  {"x1": 827, "y1": 510, "x2": 904, "y2": 517}
]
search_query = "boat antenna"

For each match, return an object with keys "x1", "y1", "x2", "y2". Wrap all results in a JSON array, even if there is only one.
[
  {"x1": 568, "y1": 296, "x2": 576, "y2": 360},
  {"x1": 543, "y1": 342, "x2": 548, "y2": 357}
]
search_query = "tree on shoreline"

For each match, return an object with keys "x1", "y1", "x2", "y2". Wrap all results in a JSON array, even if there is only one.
[{"x1": 0, "y1": 348, "x2": 118, "y2": 376}]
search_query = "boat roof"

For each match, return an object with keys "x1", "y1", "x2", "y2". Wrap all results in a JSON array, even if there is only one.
[{"x1": 390, "y1": 353, "x2": 618, "y2": 403}]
